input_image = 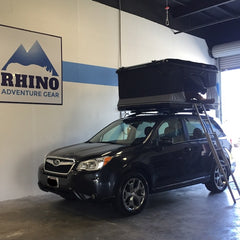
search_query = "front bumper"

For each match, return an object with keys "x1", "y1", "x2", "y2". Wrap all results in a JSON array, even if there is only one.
[{"x1": 38, "y1": 164, "x2": 115, "y2": 200}]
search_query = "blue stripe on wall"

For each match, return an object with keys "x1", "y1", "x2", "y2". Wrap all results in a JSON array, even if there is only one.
[{"x1": 63, "y1": 61, "x2": 118, "y2": 86}]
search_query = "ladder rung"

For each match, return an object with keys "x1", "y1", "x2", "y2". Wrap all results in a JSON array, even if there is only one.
[
  {"x1": 208, "y1": 133, "x2": 215, "y2": 136},
  {"x1": 210, "y1": 147, "x2": 222, "y2": 152},
  {"x1": 229, "y1": 179, "x2": 239, "y2": 184},
  {"x1": 207, "y1": 133, "x2": 218, "y2": 138},
  {"x1": 204, "y1": 119, "x2": 211, "y2": 123},
  {"x1": 229, "y1": 180, "x2": 236, "y2": 184}
]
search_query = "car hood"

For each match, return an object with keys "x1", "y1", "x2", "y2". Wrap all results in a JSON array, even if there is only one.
[{"x1": 47, "y1": 142, "x2": 124, "y2": 161}]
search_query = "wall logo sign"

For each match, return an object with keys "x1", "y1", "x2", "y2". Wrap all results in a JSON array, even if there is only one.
[{"x1": 0, "y1": 25, "x2": 62, "y2": 105}]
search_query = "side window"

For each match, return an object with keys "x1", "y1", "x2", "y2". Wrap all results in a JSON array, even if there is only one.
[
  {"x1": 157, "y1": 118, "x2": 185, "y2": 143},
  {"x1": 158, "y1": 122, "x2": 169, "y2": 137},
  {"x1": 204, "y1": 119, "x2": 225, "y2": 138},
  {"x1": 135, "y1": 122, "x2": 155, "y2": 138},
  {"x1": 185, "y1": 118, "x2": 205, "y2": 140}
]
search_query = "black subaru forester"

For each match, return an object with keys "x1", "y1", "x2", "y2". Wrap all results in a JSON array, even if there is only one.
[{"x1": 38, "y1": 112, "x2": 235, "y2": 215}]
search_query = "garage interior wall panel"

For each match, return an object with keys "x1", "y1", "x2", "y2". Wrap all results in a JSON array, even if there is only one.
[{"x1": 0, "y1": 0, "x2": 213, "y2": 201}]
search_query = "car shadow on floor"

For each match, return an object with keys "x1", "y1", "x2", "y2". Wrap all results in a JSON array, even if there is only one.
[{"x1": 50, "y1": 184, "x2": 209, "y2": 220}]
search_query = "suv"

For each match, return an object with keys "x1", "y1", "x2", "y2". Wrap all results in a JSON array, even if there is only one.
[{"x1": 38, "y1": 112, "x2": 234, "y2": 215}]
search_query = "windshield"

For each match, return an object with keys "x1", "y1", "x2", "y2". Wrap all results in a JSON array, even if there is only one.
[{"x1": 89, "y1": 118, "x2": 157, "y2": 145}]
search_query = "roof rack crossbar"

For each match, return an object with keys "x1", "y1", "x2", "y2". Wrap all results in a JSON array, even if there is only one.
[{"x1": 121, "y1": 101, "x2": 217, "y2": 116}]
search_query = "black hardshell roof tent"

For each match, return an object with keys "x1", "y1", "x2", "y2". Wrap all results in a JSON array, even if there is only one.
[{"x1": 117, "y1": 59, "x2": 218, "y2": 112}]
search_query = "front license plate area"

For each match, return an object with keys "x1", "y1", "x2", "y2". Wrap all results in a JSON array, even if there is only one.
[{"x1": 47, "y1": 176, "x2": 59, "y2": 188}]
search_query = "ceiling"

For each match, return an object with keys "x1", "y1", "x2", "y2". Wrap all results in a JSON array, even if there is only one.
[{"x1": 93, "y1": 0, "x2": 240, "y2": 49}]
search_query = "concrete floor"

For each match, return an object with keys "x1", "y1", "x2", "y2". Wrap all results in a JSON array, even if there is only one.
[
  {"x1": 1, "y1": 150, "x2": 240, "y2": 240},
  {"x1": 1, "y1": 184, "x2": 240, "y2": 240}
]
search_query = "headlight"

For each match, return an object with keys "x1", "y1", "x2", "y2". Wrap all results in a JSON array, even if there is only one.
[{"x1": 76, "y1": 156, "x2": 113, "y2": 171}]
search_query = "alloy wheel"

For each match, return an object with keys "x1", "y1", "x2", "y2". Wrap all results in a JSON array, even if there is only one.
[
  {"x1": 214, "y1": 165, "x2": 227, "y2": 190},
  {"x1": 122, "y1": 177, "x2": 146, "y2": 212}
]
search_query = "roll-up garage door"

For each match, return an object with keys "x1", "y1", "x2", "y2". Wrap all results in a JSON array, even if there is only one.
[{"x1": 212, "y1": 40, "x2": 240, "y2": 71}]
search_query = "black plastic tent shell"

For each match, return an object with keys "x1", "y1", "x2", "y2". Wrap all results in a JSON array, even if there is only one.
[{"x1": 117, "y1": 59, "x2": 218, "y2": 111}]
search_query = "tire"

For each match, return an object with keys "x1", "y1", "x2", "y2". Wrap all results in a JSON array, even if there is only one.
[
  {"x1": 205, "y1": 160, "x2": 229, "y2": 193},
  {"x1": 114, "y1": 172, "x2": 149, "y2": 216}
]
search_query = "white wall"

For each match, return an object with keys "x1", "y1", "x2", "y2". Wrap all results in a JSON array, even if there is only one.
[
  {"x1": 0, "y1": 0, "x2": 214, "y2": 201},
  {"x1": 121, "y1": 12, "x2": 214, "y2": 66}
]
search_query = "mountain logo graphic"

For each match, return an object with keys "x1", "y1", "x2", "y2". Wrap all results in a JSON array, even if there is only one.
[{"x1": 2, "y1": 40, "x2": 58, "y2": 76}]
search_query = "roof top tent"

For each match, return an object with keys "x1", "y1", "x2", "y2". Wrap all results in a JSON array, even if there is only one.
[{"x1": 117, "y1": 59, "x2": 218, "y2": 112}]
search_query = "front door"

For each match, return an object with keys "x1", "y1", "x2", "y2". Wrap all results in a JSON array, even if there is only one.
[{"x1": 149, "y1": 117, "x2": 191, "y2": 188}]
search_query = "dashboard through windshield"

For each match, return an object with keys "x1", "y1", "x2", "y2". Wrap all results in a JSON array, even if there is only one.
[{"x1": 89, "y1": 119, "x2": 157, "y2": 145}]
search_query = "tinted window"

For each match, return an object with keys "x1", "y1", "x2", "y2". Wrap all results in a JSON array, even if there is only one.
[
  {"x1": 157, "y1": 118, "x2": 185, "y2": 143},
  {"x1": 184, "y1": 118, "x2": 205, "y2": 140},
  {"x1": 204, "y1": 119, "x2": 225, "y2": 138},
  {"x1": 135, "y1": 121, "x2": 155, "y2": 138}
]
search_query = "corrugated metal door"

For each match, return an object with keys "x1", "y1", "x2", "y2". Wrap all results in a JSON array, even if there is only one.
[{"x1": 212, "y1": 40, "x2": 240, "y2": 71}]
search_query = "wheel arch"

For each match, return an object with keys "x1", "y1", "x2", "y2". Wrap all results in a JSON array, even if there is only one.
[{"x1": 113, "y1": 163, "x2": 153, "y2": 195}]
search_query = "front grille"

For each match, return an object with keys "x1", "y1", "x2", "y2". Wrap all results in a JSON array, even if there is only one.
[{"x1": 44, "y1": 156, "x2": 75, "y2": 175}]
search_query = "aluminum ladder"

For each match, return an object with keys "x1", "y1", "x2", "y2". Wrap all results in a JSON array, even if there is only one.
[{"x1": 193, "y1": 102, "x2": 240, "y2": 204}]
